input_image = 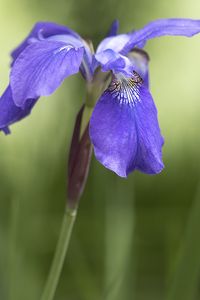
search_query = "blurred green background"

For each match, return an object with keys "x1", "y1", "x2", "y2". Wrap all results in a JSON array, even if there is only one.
[{"x1": 0, "y1": 0, "x2": 200, "y2": 299}]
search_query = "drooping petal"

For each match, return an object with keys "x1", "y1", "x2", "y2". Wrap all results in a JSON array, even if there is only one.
[
  {"x1": 0, "y1": 86, "x2": 37, "y2": 133},
  {"x1": 121, "y1": 18, "x2": 200, "y2": 53},
  {"x1": 89, "y1": 73, "x2": 164, "y2": 177},
  {"x1": 1, "y1": 127, "x2": 11, "y2": 135},
  {"x1": 11, "y1": 22, "x2": 80, "y2": 63},
  {"x1": 90, "y1": 88, "x2": 137, "y2": 177},
  {"x1": 10, "y1": 40, "x2": 84, "y2": 107},
  {"x1": 11, "y1": 22, "x2": 93, "y2": 81},
  {"x1": 46, "y1": 34, "x2": 84, "y2": 47},
  {"x1": 107, "y1": 20, "x2": 119, "y2": 37},
  {"x1": 45, "y1": 34, "x2": 94, "y2": 80},
  {"x1": 130, "y1": 82, "x2": 164, "y2": 174}
]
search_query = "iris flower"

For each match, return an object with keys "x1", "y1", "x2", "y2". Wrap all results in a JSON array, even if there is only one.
[{"x1": 1, "y1": 19, "x2": 200, "y2": 177}]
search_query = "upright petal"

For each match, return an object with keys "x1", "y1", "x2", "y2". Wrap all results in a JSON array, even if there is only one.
[
  {"x1": 107, "y1": 20, "x2": 119, "y2": 37},
  {"x1": 96, "y1": 34, "x2": 130, "y2": 54},
  {"x1": 11, "y1": 22, "x2": 80, "y2": 63},
  {"x1": 89, "y1": 73, "x2": 164, "y2": 177},
  {"x1": 121, "y1": 18, "x2": 200, "y2": 53},
  {"x1": 0, "y1": 86, "x2": 37, "y2": 133},
  {"x1": 95, "y1": 49, "x2": 130, "y2": 74},
  {"x1": 95, "y1": 49, "x2": 134, "y2": 76},
  {"x1": 95, "y1": 48, "x2": 150, "y2": 83},
  {"x1": 10, "y1": 40, "x2": 84, "y2": 107}
]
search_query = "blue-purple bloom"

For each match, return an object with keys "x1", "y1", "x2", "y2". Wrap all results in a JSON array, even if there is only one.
[{"x1": 1, "y1": 19, "x2": 200, "y2": 177}]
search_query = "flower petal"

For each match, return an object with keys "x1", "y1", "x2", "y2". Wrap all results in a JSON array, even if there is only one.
[
  {"x1": 1, "y1": 127, "x2": 11, "y2": 135},
  {"x1": 11, "y1": 22, "x2": 80, "y2": 63},
  {"x1": 95, "y1": 48, "x2": 150, "y2": 82},
  {"x1": 130, "y1": 85, "x2": 164, "y2": 174},
  {"x1": 46, "y1": 34, "x2": 84, "y2": 48},
  {"x1": 96, "y1": 34, "x2": 130, "y2": 54},
  {"x1": 107, "y1": 20, "x2": 119, "y2": 37},
  {"x1": 89, "y1": 73, "x2": 164, "y2": 177},
  {"x1": 0, "y1": 86, "x2": 37, "y2": 132},
  {"x1": 96, "y1": 19, "x2": 200, "y2": 56},
  {"x1": 45, "y1": 34, "x2": 94, "y2": 80},
  {"x1": 122, "y1": 18, "x2": 200, "y2": 53},
  {"x1": 10, "y1": 40, "x2": 84, "y2": 107},
  {"x1": 95, "y1": 49, "x2": 134, "y2": 76}
]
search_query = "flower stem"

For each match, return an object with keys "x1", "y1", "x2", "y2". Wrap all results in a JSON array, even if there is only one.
[{"x1": 41, "y1": 207, "x2": 77, "y2": 300}]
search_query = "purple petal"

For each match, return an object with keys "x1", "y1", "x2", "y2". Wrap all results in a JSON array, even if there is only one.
[
  {"x1": 0, "y1": 86, "x2": 37, "y2": 133},
  {"x1": 107, "y1": 20, "x2": 119, "y2": 37},
  {"x1": 45, "y1": 34, "x2": 93, "y2": 80},
  {"x1": 95, "y1": 48, "x2": 149, "y2": 81},
  {"x1": 10, "y1": 40, "x2": 84, "y2": 107},
  {"x1": 45, "y1": 34, "x2": 84, "y2": 47},
  {"x1": 89, "y1": 74, "x2": 164, "y2": 177},
  {"x1": 95, "y1": 49, "x2": 134, "y2": 76},
  {"x1": 91, "y1": 21, "x2": 120, "y2": 75},
  {"x1": 1, "y1": 127, "x2": 11, "y2": 135},
  {"x1": 131, "y1": 85, "x2": 164, "y2": 174},
  {"x1": 11, "y1": 22, "x2": 80, "y2": 63},
  {"x1": 96, "y1": 34, "x2": 130, "y2": 54},
  {"x1": 122, "y1": 18, "x2": 200, "y2": 53}
]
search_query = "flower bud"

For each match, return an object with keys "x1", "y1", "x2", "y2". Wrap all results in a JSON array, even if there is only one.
[{"x1": 67, "y1": 105, "x2": 92, "y2": 209}]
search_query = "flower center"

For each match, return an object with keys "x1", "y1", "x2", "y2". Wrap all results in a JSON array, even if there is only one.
[{"x1": 108, "y1": 71, "x2": 143, "y2": 106}]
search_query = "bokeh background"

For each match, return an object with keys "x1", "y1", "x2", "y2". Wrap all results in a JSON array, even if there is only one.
[{"x1": 0, "y1": 0, "x2": 200, "y2": 299}]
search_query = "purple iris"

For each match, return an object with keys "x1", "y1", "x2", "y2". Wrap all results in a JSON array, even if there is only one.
[{"x1": 1, "y1": 19, "x2": 200, "y2": 177}]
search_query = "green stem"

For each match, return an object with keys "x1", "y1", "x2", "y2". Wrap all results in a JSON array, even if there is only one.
[
  {"x1": 41, "y1": 207, "x2": 77, "y2": 300},
  {"x1": 167, "y1": 185, "x2": 200, "y2": 300}
]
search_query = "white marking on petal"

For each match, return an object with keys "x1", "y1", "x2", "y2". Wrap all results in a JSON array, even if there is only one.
[
  {"x1": 108, "y1": 71, "x2": 143, "y2": 107},
  {"x1": 38, "y1": 29, "x2": 45, "y2": 40},
  {"x1": 27, "y1": 29, "x2": 45, "y2": 45},
  {"x1": 53, "y1": 45, "x2": 74, "y2": 54}
]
